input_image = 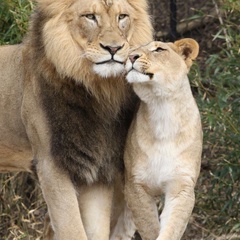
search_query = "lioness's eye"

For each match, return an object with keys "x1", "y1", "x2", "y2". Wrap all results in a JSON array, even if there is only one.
[
  {"x1": 155, "y1": 47, "x2": 166, "y2": 52},
  {"x1": 119, "y1": 14, "x2": 128, "y2": 20}
]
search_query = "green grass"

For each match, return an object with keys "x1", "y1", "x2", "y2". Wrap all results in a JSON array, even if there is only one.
[
  {"x1": 0, "y1": 0, "x2": 33, "y2": 44},
  {"x1": 189, "y1": 45, "x2": 240, "y2": 236},
  {"x1": 188, "y1": 1, "x2": 240, "y2": 235}
]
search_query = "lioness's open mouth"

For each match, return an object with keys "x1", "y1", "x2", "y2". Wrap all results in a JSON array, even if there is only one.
[
  {"x1": 128, "y1": 68, "x2": 154, "y2": 79},
  {"x1": 145, "y1": 72, "x2": 154, "y2": 78}
]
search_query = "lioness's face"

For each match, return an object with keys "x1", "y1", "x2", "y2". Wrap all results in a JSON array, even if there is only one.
[
  {"x1": 126, "y1": 41, "x2": 188, "y2": 86},
  {"x1": 42, "y1": 0, "x2": 152, "y2": 80},
  {"x1": 126, "y1": 39, "x2": 199, "y2": 89}
]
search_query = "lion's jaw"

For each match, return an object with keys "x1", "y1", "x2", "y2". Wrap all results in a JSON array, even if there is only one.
[{"x1": 42, "y1": 0, "x2": 150, "y2": 80}]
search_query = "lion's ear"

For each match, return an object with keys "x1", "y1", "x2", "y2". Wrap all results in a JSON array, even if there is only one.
[
  {"x1": 174, "y1": 38, "x2": 199, "y2": 68},
  {"x1": 36, "y1": 0, "x2": 71, "y2": 16}
]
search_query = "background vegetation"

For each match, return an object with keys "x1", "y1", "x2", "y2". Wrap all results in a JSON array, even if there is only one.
[{"x1": 0, "y1": 0, "x2": 239, "y2": 239}]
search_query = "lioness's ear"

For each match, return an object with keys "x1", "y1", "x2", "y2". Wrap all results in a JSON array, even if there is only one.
[{"x1": 174, "y1": 38, "x2": 199, "y2": 69}]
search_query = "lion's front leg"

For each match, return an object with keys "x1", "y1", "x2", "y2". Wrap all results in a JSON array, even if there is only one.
[
  {"x1": 157, "y1": 180, "x2": 195, "y2": 240},
  {"x1": 124, "y1": 181, "x2": 160, "y2": 240},
  {"x1": 77, "y1": 183, "x2": 114, "y2": 240},
  {"x1": 37, "y1": 159, "x2": 88, "y2": 240},
  {"x1": 110, "y1": 203, "x2": 136, "y2": 240}
]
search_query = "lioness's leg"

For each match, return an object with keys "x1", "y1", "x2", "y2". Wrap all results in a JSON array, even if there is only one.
[
  {"x1": 37, "y1": 159, "x2": 87, "y2": 240},
  {"x1": 157, "y1": 180, "x2": 195, "y2": 240},
  {"x1": 124, "y1": 181, "x2": 159, "y2": 240},
  {"x1": 78, "y1": 183, "x2": 114, "y2": 240}
]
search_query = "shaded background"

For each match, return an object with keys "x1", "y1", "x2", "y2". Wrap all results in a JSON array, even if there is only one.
[{"x1": 0, "y1": 0, "x2": 240, "y2": 239}]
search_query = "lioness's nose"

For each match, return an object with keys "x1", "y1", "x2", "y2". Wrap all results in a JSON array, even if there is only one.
[
  {"x1": 129, "y1": 54, "x2": 140, "y2": 63},
  {"x1": 100, "y1": 44, "x2": 123, "y2": 55}
]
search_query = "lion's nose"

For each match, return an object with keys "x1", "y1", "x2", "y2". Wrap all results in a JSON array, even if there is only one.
[
  {"x1": 129, "y1": 54, "x2": 140, "y2": 63},
  {"x1": 100, "y1": 44, "x2": 123, "y2": 55}
]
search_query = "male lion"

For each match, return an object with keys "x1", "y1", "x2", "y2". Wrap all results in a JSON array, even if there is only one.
[
  {"x1": 0, "y1": 0, "x2": 153, "y2": 239},
  {"x1": 111, "y1": 39, "x2": 202, "y2": 240}
]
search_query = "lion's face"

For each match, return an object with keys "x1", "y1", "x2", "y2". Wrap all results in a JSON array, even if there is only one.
[{"x1": 40, "y1": 0, "x2": 153, "y2": 80}]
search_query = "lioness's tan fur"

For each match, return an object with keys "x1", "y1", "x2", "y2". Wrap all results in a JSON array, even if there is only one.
[
  {"x1": 111, "y1": 39, "x2": 202, "y2": 240},
  {"x1": 0, "y1": 0, "x2": 153, "y2": 239}
]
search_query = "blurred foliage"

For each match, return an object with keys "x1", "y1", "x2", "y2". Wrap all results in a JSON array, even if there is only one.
[
  {"x1": 0, "y1": 0, "x2": 239, "y2": 239},
  {"x1": 0, "y1": 0, "x2": 33, "y2": 44},
  {"x1": 188, "y1": 0, "x2": 240, "y2": 237},
  {"x1": 190, "y1": 49, "x2": 240, "y2": 237}
]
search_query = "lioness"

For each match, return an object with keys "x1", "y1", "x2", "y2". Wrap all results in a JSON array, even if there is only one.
[
  {"x1": 111, "y1": 39, "x2": 202, "y2": 240},
  {"x1": 0, "y1": 0, "x2": 153, "y2": 239}
]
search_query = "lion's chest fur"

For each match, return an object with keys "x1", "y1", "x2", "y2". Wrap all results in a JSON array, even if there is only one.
[{"x1": 39, "y1": 77, "x2": 134, "y2": 185}]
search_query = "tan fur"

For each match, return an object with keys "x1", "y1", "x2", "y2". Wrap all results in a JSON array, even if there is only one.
[
  {"x1": 0, "y1": 0, "x2": 153, "y2": 239},
  {"x1": 111, "y1": 39, "x2": 202, "y2": 240}
]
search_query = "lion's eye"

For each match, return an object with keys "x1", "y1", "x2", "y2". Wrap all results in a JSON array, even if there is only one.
[
  {"x1": 119, "y1": 14, "x2": 128, "y2": 20},
  {"x1": 155, "y1": 47, "x2": 166, "y2": 52},
  {"x1": 85, "y1": 14, "x2": 96, "y2": 21}
]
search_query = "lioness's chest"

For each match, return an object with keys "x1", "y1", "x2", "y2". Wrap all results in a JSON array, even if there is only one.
[{"x1": 133, "y1": 141, "x2": 181, "y2": 189}]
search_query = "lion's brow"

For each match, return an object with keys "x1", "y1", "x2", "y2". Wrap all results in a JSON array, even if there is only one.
[{"x1": 102, "y1": 0, "x2": 113, "y2": 7}]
